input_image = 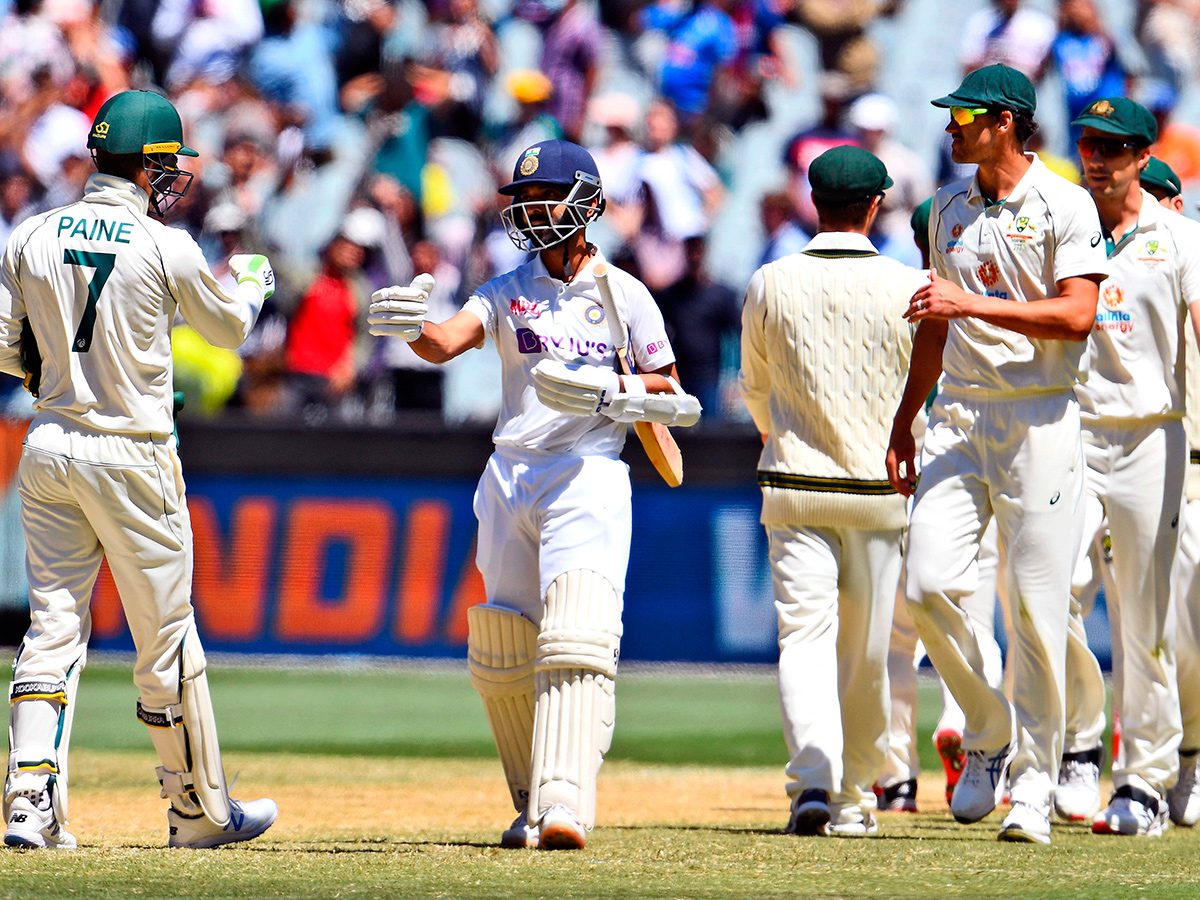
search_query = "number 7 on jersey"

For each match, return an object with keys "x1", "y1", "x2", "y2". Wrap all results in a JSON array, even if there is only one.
[{"x1": 63, "y1": 249, "x2": 116, "y2": 352}]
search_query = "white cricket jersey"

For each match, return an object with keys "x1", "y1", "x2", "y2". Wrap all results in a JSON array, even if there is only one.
[
  {"x1": 1076, "y1": 192, "x2": 1200, "y2": 423},
  {"x1": 463, "y1": 250, "x2": 675, "y2": 456},
  {"x1": 0, "y1": 174, "x2": 261, "y2": 438},
  {"x1": 930, "y1": 154, "x2": 1108, "y2": 397}
]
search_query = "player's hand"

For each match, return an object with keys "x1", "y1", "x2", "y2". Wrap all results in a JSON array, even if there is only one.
[
  {"x1": 886, "y1": 417, "x2": 919, "y2": 498},
  {"x1": 530, "y1": 359, "x2": 620, "y2": 416},
  {"x1": 905, "y1": 271, "x2": 973, "y2": 322},
  {"x1": 228, "y1": 253, "x2": 276, "y2": 300},
  {"x1": 369, "y1": 274, "x2": 434, "y2": 341}
]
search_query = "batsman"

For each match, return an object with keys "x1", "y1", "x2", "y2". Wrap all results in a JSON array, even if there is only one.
[{"x1": 367, "y1": 140, "x2": 701, "y2": 849}]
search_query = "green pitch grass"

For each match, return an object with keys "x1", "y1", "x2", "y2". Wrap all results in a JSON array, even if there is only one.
[{"x1": 0, "y1": 659, "x2": 1179, "y2": 900}]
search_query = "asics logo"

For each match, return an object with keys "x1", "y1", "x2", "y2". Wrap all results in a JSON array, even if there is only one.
[
  {"x1": 985, "y1": 750, "x2": 1008, "y2": 787},
  {"x1": 1050, "y1": 491, "x2": 1060, "y2": 505}
]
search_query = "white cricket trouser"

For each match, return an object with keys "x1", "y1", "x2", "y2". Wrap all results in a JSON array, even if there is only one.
[
  {"x1": 906, "y1": 391, "x2": 1084, "y2": 815},
  {"x1": 770, "y1": 523, "x2": 902, "y2": 812},
  {"x1": 1173, "y1": 491, "x2": 1200, "y2": 751},
  {"x1": 12, "y1": 414, "x2": 198, "y2": 708},
  {"x1": 473, "y1": 447, "x2": 632, "y2": 622},
  {"x1": 1064, "y1": 419, "x2": 1184, "y2": 794},
  {"x1": 879, "y1": 520, "x2": 1002, "y2": 787}
]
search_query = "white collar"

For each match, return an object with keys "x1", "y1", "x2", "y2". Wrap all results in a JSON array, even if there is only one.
[{"x1": 82, "y1": 173, "x2": 150, "y2": 217}]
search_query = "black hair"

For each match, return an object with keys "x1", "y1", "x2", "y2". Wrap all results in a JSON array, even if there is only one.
[
  {"x1": 814, "y1": 196, "x2": 878, "y2": 231},
  {"x1": 91, "y1": 149, "x2": 143, "y2": 183},
  {"x1": 1011, "y1": 109, "x2": 1039, "y2": 147}
]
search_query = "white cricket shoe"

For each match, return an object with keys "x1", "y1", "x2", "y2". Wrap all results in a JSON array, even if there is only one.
[
  {"x1": 4, "y1": 793, "x2": 77, "y2": 850},
  {"x1": 537, "y1": 804, "x2": 586, "y2": 851},
  {"x1": 997, "y1": 801, "x2": 1051, "y2": 844},
  {"x1": 786, "y1": 789, "x2": 831, "y2": 836},
  {"x1": 500, "y1": 810, "x2": 539, "y2": 849},
  {"x1": 827, "y1": 805, "x2": 878, "y2": 837},
  {"x1": 1168, "y1": 749, "x2": 1200, "y2": 827},
  {"x1": 951, "y1": 743, "x2": 1016, "y2": 824},
  {"x1": 168, "y1": 798, "x2": 278, "y2": 849},
  {"x1": 1054, "y1": 746, "x2": 1103, "y2": 821},
  {"x1": 1092, "y1": 786, "x2": 1169, "y2": 837}
]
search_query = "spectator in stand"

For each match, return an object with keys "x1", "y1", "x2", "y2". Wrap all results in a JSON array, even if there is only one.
[
  {"x1": 794, "y1": 0, "x2": 901, "y2": 95},
  {"x1": 0, "y1": 0, "x2": 76, "y2": 108},
  {"x1": 847, "y1": 93, "x2": 932, "y2": 262},
  {"x1": 1046, "y1": 0, "x2": 1138, "y2": 154},
  {"x1": 420, "y1": 0, "x2": 499, "y2": 131},
  {"x1": 152, "y1": 0, "x2": 264, "y2": 90},
  {"x1": 209, "y1": 128, "x2": 276, "y2": 222},
  {"x1": 369, "y1": 172, "x2": 421, "y2": 289},
  {"x1": 530, "y1": 0, "x2": 601, "y2": 144},
  {"x1": 335, "y1": 0, "x2": 404, "y2": 115},
  {"x1": 960, "y1": 0, "x2": 1056, "y2": 78},
  {"x1": 586, "y1": 92, "x2": 644, "y2": 261},
  {"x1": 0, "y1": 170, "x2": 34, "y2": 248},
  {"x1": 1144, "y1": 80, "x2": 1200, "y2": 188},
  {"x1": 784, "y1": 72, "x2": 861, "y2": 233},
  {"x1": 370, "y1": 239, "x2": 461, "y2": 415},
  {"x1": 283, "y1": 207, "x2": 384, "y2": 422},
  {"x1": 644, "y1": 0, "x2": 740, "y2": 127},
  {"x1": 758, "y1": 190, "x2": 810, "y2": 267},
  {"x1": 721, "y1": 0, "x2": 799, "y2": 129},
  {"x1": 631, "y1": 99, "x2": 726, "y2": 293},
  {"x1": 1136, "y1": 0, "x2": 1200, "y2": 96},
  {"x1": 656, "y1": 236, "x2": 741, "y2": 420},
  {"x1": 489, "y1": 70, "x2": 563, "y2": 179}
]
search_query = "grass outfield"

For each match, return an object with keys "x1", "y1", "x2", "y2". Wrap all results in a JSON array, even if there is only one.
[{"x1": 1, "y1": 660, "x2": 1180, "y2": 900}]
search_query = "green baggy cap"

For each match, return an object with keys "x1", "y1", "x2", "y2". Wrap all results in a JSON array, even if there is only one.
[
  {"x1": 809, "y1": 145, "x2": 893, "y2": 205},
  {"x1": 87, "y1": 90, "x2": 199, "y2": 158},
  {"x1": 1071, "y1": 97, "x2": 1157, "y2": 146},
  {"x1": 1141, "y1": 157, "x2": 1181, "y2": 198},
  {"x1": 932, "y1": 64, "x2": 1037, "y2": 115}
]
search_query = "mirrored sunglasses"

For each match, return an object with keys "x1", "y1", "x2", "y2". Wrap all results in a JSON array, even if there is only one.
[
  {"x1": 1077, "y1": 136, "x2": 1140, "y2": 160},
  {"x1": 950, "y1": 106, "x2": 989, "y2": 126}
]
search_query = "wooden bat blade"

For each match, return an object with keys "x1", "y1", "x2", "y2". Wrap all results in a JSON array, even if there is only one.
[{"x1": 594, "y1": 262, "x2": 685, "y2": 487}]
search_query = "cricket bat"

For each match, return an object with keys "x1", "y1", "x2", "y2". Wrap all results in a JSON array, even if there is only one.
[{"x1": 593, "y1": 264, "x2": 685, "y2": 487}]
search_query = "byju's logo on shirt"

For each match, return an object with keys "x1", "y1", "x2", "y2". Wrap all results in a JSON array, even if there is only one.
[{"x1": 515, "y1": 327, "x2": 610, "y2": 358}]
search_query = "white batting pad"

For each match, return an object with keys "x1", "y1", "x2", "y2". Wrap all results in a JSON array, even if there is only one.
[
  {"x1": 140, "y1": 627, "x2": 231, "y2": 826},
  {"x1": 528, "y1": 569, "x2": 623, "y2": 830},
  {"x1": 467, "y1": 603, "x2": 539, "y2": 810},
  {"x1": 4, "y1": 649, "x2": 85, "y2": 826}
]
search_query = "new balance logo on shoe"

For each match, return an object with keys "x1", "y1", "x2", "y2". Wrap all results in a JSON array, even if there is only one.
[
  {"x1": 230, "y1": 809, "x2": 245, "y2": 832},
  {"x1": 10, "y1": 814, "x2": 27, "y2": 824}
]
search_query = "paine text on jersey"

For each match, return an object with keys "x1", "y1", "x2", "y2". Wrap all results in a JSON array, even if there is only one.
[{"x1": 56, "y1": 215, "x2": 134, "y2": 244}]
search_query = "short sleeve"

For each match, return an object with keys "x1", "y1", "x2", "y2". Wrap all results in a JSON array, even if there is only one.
[
  {"x1": 463, "y1": 285, "x2": 498, "y2": 343},
  {"x1": 929, "y1": 192, "x2": 948, "y2": 279},
  {"x1": 622, "y1": 275, "x2": 675, "y2": 372},
  {"x1": 1052, "y1": 189, "x2": 1108, "y2": 284},
  {"x1": 1177, "y1": 219, "x2": 1200, "y2": 307}
]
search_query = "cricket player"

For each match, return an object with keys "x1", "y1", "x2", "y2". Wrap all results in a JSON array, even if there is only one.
[
  {"x1": 877, "y1": 199, "x2": 1006, "y2": 813},
  {"x1": 1151, "y1": 156, "x2": 1200, "y2": 829},
  {"x1": 887, "y1": 64, "x2": 1107, "y2": 844},
  {"x1": 1053, "y1": 100, "x2": 1200, "y2": 838},
  {"x1": 740, "y1": 146, "x2": 927, "y2": 837},
  {"x1": 1, "y1": 90, "x2": 277, "y2": 849},
  {"x1": 366, "y1": 140, "x2": 701, "y2": 850}
]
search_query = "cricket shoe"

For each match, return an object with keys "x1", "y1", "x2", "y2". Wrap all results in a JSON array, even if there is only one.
[
  {"x1": 4, "y1": 792, "x2": 76, "y2": 850},
  {"x1": 1092, "y1": 786, "x2": 1169, "y2": 837},
  {"x1": 500, "y1": 810, "x2": 539, "y2": 849},
  {"x1": 997, "y1": 801, "x2": 1051, "y2": 844},
  {"x1": 538, "y1": 804, "x2": 586, "y2": 850},
  {"x1": 168, "y1": 798, "x2": 278, "y2": 848},
  {"x1": 935, "y1": 729, "x2": 965, "y2": 806},
  {"x1": 827, "y1": 805, "x2": 879, "y2": 837},
  {"x1": 874, "y1": 779, "x2": 918, "y2": 813},
  {"x1": 1167, "y1": 749, "x2": 1200, "y2": 827},
  {"x1": 1054, "y1": 745, "x2": 1103, "y2": 821},
  {"x1": 951, "y1": 743, "x2": 1016, "y2": 824},
  {"x1": 786, "y1": 789, "x2": 831, "y2": 836}
]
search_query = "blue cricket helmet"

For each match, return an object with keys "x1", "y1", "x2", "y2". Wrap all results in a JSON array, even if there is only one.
[{"x1": 499, "y1": 140, "x2": 606, "y2": 252}]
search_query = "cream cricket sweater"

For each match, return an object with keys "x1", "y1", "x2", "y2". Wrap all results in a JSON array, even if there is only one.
[{"x1": 739, "y1": 232, "x2": 925, "y2": 530}]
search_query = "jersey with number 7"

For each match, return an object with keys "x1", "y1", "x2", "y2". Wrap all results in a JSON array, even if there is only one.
[{"x1": 0, "y1": 175, "x2": 259, "y2": 437}]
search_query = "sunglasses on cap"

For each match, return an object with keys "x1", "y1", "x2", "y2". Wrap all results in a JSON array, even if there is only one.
[
  {"x1": 950, "y1": 106, "x2": 989, "y2": 126},
  {"x1": 1077, "y1": 136, "x2": 1141, "y2": 160}
]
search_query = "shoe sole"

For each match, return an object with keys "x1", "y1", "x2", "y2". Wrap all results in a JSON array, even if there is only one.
[
  {"x1": 1091, "y1": 819, "x2": 1164, "y2": 837},
  {"x1": 936, "y1": 732, "x2": 965, "y2": 806},
  {"x1": 170, "y1": 808, "x2": 279, "y2": 849},
  {"x1": 4, "y1": 831, "x2": 76, "y2": 850},
  {"x1": 538, "y1": 824, "x2": 585, "y2": 850},
  {"x1": 880, "y1": 801, "x2": 918, "y2": 813},
  {"x1": 998, "y1": 826, "x2": 1050, "y2": 845}
]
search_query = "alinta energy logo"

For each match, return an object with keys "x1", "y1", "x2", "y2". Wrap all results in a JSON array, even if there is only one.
[
  {"x1": 1102, "y1": 285, "x2": 1125, "y2": 310},
  {"x1": 977, "y1": 261, "x2": 1000, "y2": 288}
]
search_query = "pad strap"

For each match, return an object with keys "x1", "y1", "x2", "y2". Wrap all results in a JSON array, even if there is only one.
[{"x1": 10, "y1": 681, "x2": 67, "y2": 705}]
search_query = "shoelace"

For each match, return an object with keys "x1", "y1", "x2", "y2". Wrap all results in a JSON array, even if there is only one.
[{"x1": 1060, "y1": 757, "x2": 1098, "y2": 787}]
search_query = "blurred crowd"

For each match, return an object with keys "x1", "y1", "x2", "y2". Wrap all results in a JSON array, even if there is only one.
[{"x1": 0, "y1": 0, "x2": 1198, "y2": 425}]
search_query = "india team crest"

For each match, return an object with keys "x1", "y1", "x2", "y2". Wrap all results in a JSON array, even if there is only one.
[
  {"x1": 584, "y1": 305, "x2": 606, "y2": 327},
  {"x1": 520, "y1": 155, "x2": 539, "y2": 176},
  {"x1": 1102, "y1": 285, "x2": 1125, "y2": 309},
  {"x1": 977, "y1": 261, "x2": 1000, "y2": 288}
]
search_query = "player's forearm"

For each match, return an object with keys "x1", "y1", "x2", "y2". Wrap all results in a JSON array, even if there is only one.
[
  {"x1": 893, "y1": 320, "x2": 946, "y2": 428},
  {"x1": 624, "y1": 373, "x2": 674, "y2": 394},
  {"x1": 968, "y1": 293, "x2": 1096, "y2": 341}
]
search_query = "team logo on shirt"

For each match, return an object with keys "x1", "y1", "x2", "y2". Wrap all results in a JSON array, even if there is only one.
[
  {"x1": 977, "y1": 261, "x2": 1000, "y2": 288},
  {"x1": 1097, "y1": 285, "x2": 1132, "y2": 332},
  {"x1": 1138, "y1": 239, "x2": 1166, "y2": 264},
  {"x1": 584, "y1": 305, "x2": 606, "y2": 327},
  {"x1": 952, "y1": 224, "x2": 963, "y2": 238}
]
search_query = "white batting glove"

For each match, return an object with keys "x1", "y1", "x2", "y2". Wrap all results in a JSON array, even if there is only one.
[
  {"x1": 228, "y1": 253, "x2": 275, "y2": 300},
  {"x1": 369, "y1": 273, "x2": 434, "y2": 340},
  {"x1": 531, "y1": 359, "x2": 621, "y2": 416}
]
